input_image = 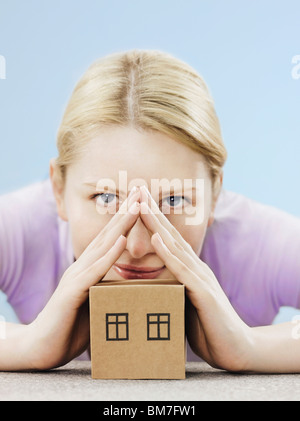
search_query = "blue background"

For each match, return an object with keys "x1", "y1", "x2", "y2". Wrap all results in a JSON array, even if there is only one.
[{"x1": 0, "y1": 0, "x2": 300, "y2": 322}]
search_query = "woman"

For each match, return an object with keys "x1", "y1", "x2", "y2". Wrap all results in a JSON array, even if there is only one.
[{"x1": 1, "y1": 50, "x2": 300, "y2": 372}]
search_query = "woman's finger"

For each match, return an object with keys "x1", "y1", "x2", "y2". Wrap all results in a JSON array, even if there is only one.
[
  {"x1": 79, "y1": 200, "x2": 141, "y2": 268},
  {"x1": 140, "y1": 199, "x2": 212, "y2": 278},
  {"x1": 139, "y1": 185, "x2": 199, "y2": 259},
  {"x1": 79, "y1": 235, "x2": 127, "y2": 291},
  {"x1": 150, "y1": 232, "x2": 200, "y2": 291},
  {"x1": 140, "y1": 185, "x2": 213, "y2": 276},
  {"x1": 79, "y1": 186, "x2": 140, "y2": 259},
  {"x1": 88, "y1": 186, "x2": 140, "y2": 244}
]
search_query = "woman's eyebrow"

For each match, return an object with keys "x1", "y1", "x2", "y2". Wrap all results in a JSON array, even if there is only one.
[
  {"x1": 83, "y1": 182, "x2": 127, "y2": 195},
  {"x1": 83, "y1": 182, "x2": 199, "y2": 196}
]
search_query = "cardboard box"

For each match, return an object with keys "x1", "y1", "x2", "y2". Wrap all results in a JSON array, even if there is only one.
[{"x1": 89, "y1": 279, "x2": 186, "y2": 379}]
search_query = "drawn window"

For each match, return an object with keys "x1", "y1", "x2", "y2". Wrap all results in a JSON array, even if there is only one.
[
  {"x1": 147, "y1": 313, "x2": 170, "y2": 340},
  {"x1": 106, "y1": 313, "x2": 129, "y2": 341}
]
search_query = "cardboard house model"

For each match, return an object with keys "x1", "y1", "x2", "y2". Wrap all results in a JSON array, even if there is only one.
[{"x1": 89, "y1": 279, "x2": 186, "y2": 379}]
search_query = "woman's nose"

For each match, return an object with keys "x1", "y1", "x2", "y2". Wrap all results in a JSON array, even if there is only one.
[{"x1": 125, "y1": 216, "x2": 155, "y2": 259}]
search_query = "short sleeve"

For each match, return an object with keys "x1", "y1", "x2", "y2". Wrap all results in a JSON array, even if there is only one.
[
  {"x1": 0, "y1": 180, "x2": 73, "y2": 324},
  {"x1": 201, "y1": 190, "x2": 300, "y2": 326},
  {"x1": 0, "y1": 188, "x2": 26, "y2": 295}
]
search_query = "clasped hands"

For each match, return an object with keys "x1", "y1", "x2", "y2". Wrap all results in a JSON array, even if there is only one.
[{"x1": 28, "y1": 184, "x2": 252, "y2": 371}]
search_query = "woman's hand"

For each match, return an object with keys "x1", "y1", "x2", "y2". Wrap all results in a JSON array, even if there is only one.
[
  {"x1": 139, "y1": 185, "x2": 253, "y2": 372},
  {"x1": 26, "y1": 188, "x2": 141, "y2": 370}
]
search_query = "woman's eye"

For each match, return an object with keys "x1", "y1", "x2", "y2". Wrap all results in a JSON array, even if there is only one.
[
  {"x1": 92, "y1": 193, "x2": 190, "y2": 214},
  {"x1": 161, "y1": 196, "x2": 190, "y2": 212},
  {"x1": 94, "y1": 193, "x2": 118, "y2": 206}
]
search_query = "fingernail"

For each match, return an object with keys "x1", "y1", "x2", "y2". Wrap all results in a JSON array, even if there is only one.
[
  {"x1": 141, "y1": 185, "x2": 150, "y2": 195},
  {"x1": 156, "y1": 233, "x2": 164, "y2": 244},
  {"x1": 115, "y1": 235, "x2": 125, "y2": 246},
  {"x1": 128, "y1": 186, "x2": 137, "y2": 197}
]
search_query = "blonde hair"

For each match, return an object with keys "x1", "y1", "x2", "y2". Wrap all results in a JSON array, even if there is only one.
[{"x1": 56, "y1": 49, "x2": 227, "y2": 193}]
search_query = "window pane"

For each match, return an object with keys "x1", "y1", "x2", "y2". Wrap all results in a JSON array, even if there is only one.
[
  {"x1": 148, "y1": 314, "x2": 158, "y2": 323},
  {"x1": 159, "y1": 323, "x2": 169, "y2": 339},
  {"x1": 148, "y1": 323, "x2": 158, "y2": 339},
  {"x1": 106, "y1": 313, "x2": 129, "y2": 341},
  {"x1": 118, "y1": 323, "x2": 128, "y2": 340},
  {"x1": 159, "y1": 314, "x2": 169, "y2": 322},
  {"x1": 147, "y1": 313, "x2": 170, "y2": 341},
  {"x1": 107, "y1": 323, "x2": 116, "y2": 340}
]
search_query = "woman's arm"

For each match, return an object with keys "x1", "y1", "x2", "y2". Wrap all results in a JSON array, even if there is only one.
[
  {"x1": 0, "y1": 322, "x2": 34, "y2": 370},
  {"x1": 0, "y1": 188, "x2": 141, "y2": 371},
  {"x1": 139, "y1": 185, "x2": 300, "y2": 373},
  {"x1": 248, "y1": 322, "x2": 300, "y2": 373},
  {"x1": 186, "y1": 294, "x2": 300, "y2": 373}
]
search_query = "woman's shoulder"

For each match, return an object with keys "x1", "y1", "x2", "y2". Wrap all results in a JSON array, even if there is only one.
[
  {"x1": 0, "y1": 178, "x2": 55, "y2": 211},
  {"x1": 213, "y1": 189, "x2": 300, "y2": 232},
  {"x1": 202, "y1": 189, "x2": 300, "y2": 326},
  {"x1": 0, "y1": 179, "x2": 73, "y2": 323},
  {"x1": 0, "y1": 178, "x2": 61, "y2": 245},
  {"x1": 201, "y1": 188, "x2": 300, "y2": 285},
  {"x1": 0, "y1": 178, "x2": 73, "y2": 261}
]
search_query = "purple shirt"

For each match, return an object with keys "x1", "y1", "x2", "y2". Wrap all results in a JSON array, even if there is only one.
[{"x1": 1, "y1": 179, "x2": 300, "y2": 360}]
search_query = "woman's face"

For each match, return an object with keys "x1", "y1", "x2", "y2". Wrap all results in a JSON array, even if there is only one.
[{"x1": 51, "y1": 126, "x2": 218, "y2": 280}]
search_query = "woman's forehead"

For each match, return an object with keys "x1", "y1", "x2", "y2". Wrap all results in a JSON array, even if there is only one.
[{"x1": 70, "y1": 126, "x2": 210, "y2": 182}]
